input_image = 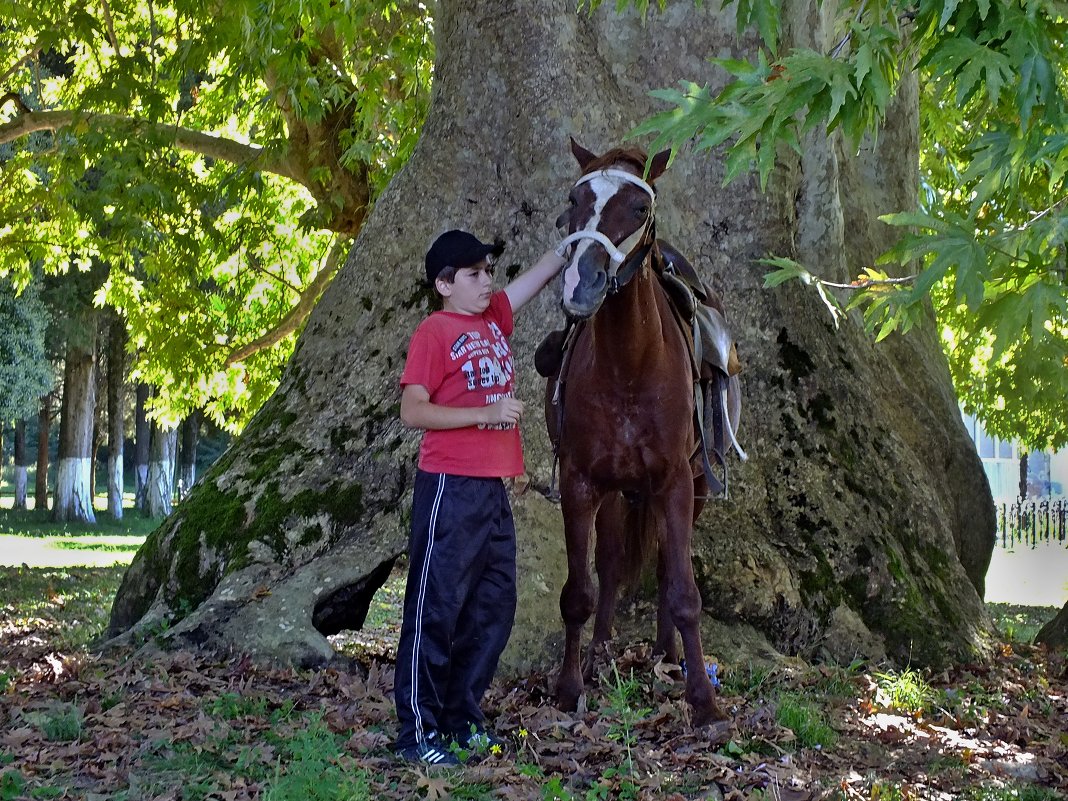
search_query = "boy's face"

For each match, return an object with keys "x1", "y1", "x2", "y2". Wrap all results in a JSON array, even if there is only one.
[{"x1": 436, "y1": 258, "x2": 495, "y2": 315}]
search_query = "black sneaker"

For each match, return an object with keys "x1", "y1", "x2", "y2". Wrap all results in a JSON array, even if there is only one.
[{"x1": 397, "y1": 731, "x2": 461, "y2": 767}]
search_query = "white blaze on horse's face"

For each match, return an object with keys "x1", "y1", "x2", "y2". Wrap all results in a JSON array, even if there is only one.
[{"x1": 560, "y1": 167, "x2": 656, "y2": 319}]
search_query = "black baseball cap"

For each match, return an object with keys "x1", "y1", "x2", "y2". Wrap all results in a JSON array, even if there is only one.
[{"x1": 424, "y1": 230, "x2": 505, "y2": 284}]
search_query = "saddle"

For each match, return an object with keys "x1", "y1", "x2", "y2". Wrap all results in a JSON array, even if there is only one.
[{"x1": 538, "y1": 243, "x2": 745, "y2": 498}]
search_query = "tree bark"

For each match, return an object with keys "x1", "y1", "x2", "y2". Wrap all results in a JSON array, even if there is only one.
[
  {"x1": 178, "y1": 411, "x2": 200, "y2": 500},
  {"x1": 108, "y1": 316, "x2": 126, "y2": 518},
  {"x1": 108, "y1": 0, "x2": 995, "y2": 672},
  {"x1": 13, "y1": 419, "x2": 28, "y2": 510},
  {"x1": 53, "y1": 322, "x2": 97, "y2": 523},
  {"x1": 89, "y1": 353, "x2": 104, "y2": 503},
  {"x1": 35, "y1": 393, "x2": 50, "y2": 511},
  {"x1": 1035, "y1": 602, "x2": 1068, "y2": 649},
  {"x1": 134, "y1": 383, "x2": 150, "y2": 513},
  {"x1": 146, "y1": 422, "x2": 177, "y2": 518}
]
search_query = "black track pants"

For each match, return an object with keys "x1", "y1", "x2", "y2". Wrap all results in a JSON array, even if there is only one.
[{"x1": 394, "y1": 470, "x2": 518, "y2": 749}]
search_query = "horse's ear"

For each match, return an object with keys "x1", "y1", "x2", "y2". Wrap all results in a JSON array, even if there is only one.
[
  {"x1": 647, "y1": 148, "x2": 672, "y2": 182},
  {"x1": 570, "y1": 137, "x2": 598, "y2": 170}
]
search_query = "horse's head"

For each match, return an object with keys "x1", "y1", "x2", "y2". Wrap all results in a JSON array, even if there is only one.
[{"x1": 556, "y1": 138, "x2": 670, "y2": 319}]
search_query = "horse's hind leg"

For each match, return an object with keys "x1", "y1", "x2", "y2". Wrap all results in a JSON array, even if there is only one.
[
  {"x1": 557, "y1": 476, "x2": 598, "y2": 712},
  {"x1": 587, "y1": 494, "x2": 626, "y2": 679},
  {"x1": 653, "y1": 551, "x2": 679, "y2": 664}
]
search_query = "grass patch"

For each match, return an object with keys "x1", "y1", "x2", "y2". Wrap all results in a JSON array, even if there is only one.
[
  {"x1": 987, "y1": 603, "x2": 1058, "y2": 644},
  {"x1": 0, "y1": 507, "x2": 158, "y2": 539},
  {"x1": 0, "y1": 565, "x2": 127, "y2": 649},
  {"x1": 874, "y1": 667, "x2": 933, "y2": 715},
  {"x1": 775, "y1": 692, "x2": 838, "y2": 749}
]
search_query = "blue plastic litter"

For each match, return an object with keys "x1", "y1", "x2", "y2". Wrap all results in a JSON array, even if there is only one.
[{"x1": 679, "y1": 659, "x2": 721, "y2": 688}]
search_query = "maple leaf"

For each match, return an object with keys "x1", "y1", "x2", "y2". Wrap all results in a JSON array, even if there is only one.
[{"x1": 416, "y1": 772, "x2": 452, "y2": 800}]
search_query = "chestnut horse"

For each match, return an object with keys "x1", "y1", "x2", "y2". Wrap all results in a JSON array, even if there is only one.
[{"x1": 547, "y1": 139, "x2": 736, "y2": 726}]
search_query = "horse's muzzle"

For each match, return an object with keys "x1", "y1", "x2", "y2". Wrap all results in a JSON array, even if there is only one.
[{"x1": 562, "y1": 255, "x2": 608, "y2": 319}]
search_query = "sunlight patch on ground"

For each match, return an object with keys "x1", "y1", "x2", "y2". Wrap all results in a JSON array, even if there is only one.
[
  {"x1": 985, "y1": 541, "x2": 1068, "y2": 607},
  {"x1": 0, "y1": 535, "x2": 145, "y2": 568}
]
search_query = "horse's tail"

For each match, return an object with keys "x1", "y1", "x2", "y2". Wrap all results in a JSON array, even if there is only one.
[{"x1": 620, "y1": 493, "x2": 658, "y2": 591}]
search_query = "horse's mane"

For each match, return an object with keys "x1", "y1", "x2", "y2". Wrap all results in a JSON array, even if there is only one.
[{"x1": 581, "y1": 147, "x2": 648, "y2": 176}]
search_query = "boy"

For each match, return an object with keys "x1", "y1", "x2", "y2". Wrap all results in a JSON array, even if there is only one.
[{"x1": 395, "y1": 229, "x2": 565, "y2": 766}]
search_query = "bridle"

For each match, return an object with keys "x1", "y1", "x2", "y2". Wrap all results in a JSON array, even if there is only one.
[{"x1": 556, "y1": 168, "x2": 658, "y2": 294}]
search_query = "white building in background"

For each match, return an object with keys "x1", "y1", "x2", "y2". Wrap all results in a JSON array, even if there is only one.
[{"x1": 960, "y1": 411, "x2": 1068, "y2": 502}]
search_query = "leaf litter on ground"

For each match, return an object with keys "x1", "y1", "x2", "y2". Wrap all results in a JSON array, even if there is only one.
[{"x1": 1, "y1": 579, "x2": 1066, "y2": 800}]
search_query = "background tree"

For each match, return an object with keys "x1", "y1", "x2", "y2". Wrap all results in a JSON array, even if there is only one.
[
  {"x1": 107, "y1": 0, "x2": 995, "y2": 675},
  {"x1": 627, "y1": 0, "x2": 1068, "y2": 453},
  {"x1": 107, "y1": 312, "x2": 126, "y2": 518},
  {"x1": 0, "y1": 0, "x2": 432, "y2": 431},
  {"x1": 0, "y1": 277, "x2": 53, "y2": 507}
]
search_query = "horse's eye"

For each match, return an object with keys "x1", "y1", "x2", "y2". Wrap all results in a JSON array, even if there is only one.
[
  {"x1": 635, "y1": 205, "x2": 649, "y2": 218},
  {"x1": 568, "y1": 194, "x2": 577, "y2": 207}
]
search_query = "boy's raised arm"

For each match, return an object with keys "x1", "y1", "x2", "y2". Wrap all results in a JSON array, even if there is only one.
[{"x1": 503, "y1": 249, "x2": 566, "y2": 312}]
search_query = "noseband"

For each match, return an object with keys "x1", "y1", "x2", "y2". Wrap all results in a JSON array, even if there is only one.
[{"x1": 556, "y1": 168, "x2": 657, "y2": 293}]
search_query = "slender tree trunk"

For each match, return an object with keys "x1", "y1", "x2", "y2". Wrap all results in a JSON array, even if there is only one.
[
  {"x1": 89, "y1": 325, "x2": 106, "y2": 502},
  {"x1": 178, "y1": 411, "x2": 200, "y2": 500},
  {"x1": 35, "y1": 393, "x2": 50, "y2": 511},
  {"x1": 53, "y1": 326, "x2": 98, "y2": 523},
  {"x1": 108, "y1": 317, "x2": 126, "y2": 518},
  {"x1": 13, "y1": 419, "x2": 28, "y2": 510},
  {"x1": 1019, "y1": 451, "x2": 1028, "y2": 500},
  {"x1": 146, "y1": 422, "x2": 177, "y2": 518},
  {"x1": 134, "y1": 383, "x2": 150, "y2": 514},
  {"x1": 0, "y1": 426, "x2": 5, "y2": 500}
]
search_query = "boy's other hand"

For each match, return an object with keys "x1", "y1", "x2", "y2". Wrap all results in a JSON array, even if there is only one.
[{"x1": 483, "y1": 397, "x2": 524, "y2": 426}]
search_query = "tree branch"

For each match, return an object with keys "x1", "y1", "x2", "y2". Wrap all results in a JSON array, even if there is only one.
[
  {"x1": 99, "y1": 0, "x2": 120, "y2": 50},
  {"x1": 0, "y1": 48, "x2": 41, "y2": 87},
  {"x1": 224, "y1": 235, "x2": 351, "y2": 367},
  {"x1": 0, "y1": 109, "x2": 307, "y2": 187}
]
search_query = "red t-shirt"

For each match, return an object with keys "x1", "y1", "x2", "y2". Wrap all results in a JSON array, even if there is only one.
[{"x1": 400, "y1": 292, "x2": 523, "y2": 477}]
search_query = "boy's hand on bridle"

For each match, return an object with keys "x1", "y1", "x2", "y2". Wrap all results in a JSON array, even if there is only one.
[{"x1": 483, "y1": 397, "x2": 524, "y2": 426}]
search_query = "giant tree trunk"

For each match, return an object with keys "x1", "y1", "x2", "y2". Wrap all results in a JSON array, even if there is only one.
[
  {"x1": 134, "y1": 383, "x2": 150, "y2": 513},
  {"x1": 107, "y1": 316, "x2": 126, "y2": 519},
  {"x1": 108, "y1": 0, "x2": 995, "y2": 671},
  {"x1": 53, "y1": 325, "x2": 97, "y2": 523},
  {"x1": 35, "y1": 393, "x2": 50, "y2": 511},
  {"x1": 13, "y1": 419, "x2": 29, "y2": 510}
]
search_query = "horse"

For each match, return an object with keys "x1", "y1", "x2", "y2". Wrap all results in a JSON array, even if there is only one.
[{"x1": 544, "y1": 138, "x2": 742, "y2": 727}]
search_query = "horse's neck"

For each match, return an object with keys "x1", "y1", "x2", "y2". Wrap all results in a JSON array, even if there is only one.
[{"x1": 589, "y1": 269, "x2": 665, "y2": 370}]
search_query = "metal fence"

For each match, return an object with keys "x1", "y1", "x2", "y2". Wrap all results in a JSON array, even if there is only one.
[{"x1": 997, "y1": 498, "x2": 1068, "y2": 548}]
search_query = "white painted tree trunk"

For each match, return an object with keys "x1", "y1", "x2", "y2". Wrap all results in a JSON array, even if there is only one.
[
  {"x1": 53, "y1": 323, "x2": 97, "y2": 524},
  {"x1": 134, "y1": 383, "x2": 150, "y2": 513},
  {"x1": 14, "y1": 468, "x2": 27, "y2": 509},
  {"x1": 108, "y1": 456, "x2": 123, "y2": 519},
  {"x1": 147, "y1": 425, "x2": 177, "y2": 518},
  {"x1": 107, "y1": 316, "x2": 126, "y2": 519},
  {"x1": 54, "y1": 457, "x2": 95, "y2": 523},
  {"x1": 13, "y1": 419, "x2": 28, "y2": 510}
]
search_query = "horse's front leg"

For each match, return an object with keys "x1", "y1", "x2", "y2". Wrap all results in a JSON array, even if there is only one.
[
  {"x1": 587, "y1": 493, "x2": 626, "y2": 680},
  {"x1": 651, "y1": 471, "x2": 707, "y2": 664},
  {"x1": 658, "y1": 467, "x2": 728, "y2": 726},
  {"x1": 557, "y1": 473, "x2": 599, "y2": 712}
]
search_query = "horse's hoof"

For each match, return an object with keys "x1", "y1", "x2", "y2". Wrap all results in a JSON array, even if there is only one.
[
  {"x1": 692, "y1": 700, "x2": 731, "y2": 727},
  {"x1": 695, "y1": 717, "x2": 734, "y2": 745},
  {"x1": 556, "y1": 685, "x2": 582, "y2": 713}
]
